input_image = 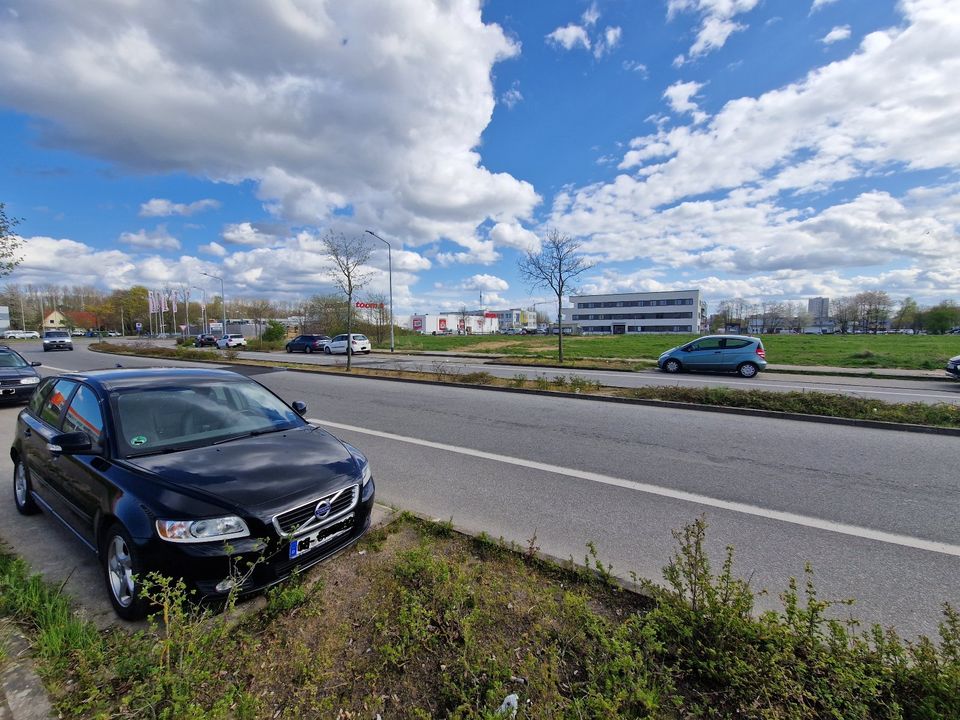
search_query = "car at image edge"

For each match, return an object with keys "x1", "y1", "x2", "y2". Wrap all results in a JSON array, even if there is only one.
[
  {"x1": 11, "y1": 367, "x2": 375, "y2": 620},
  {"x1": 658, "y1": 334, "x2": 767, "y2": 378},
  {"x1": 0, "y1": 346, "x2": 41, "y2": 403},
  {"x1": 946, "y1": 354, "x2": 960, "y2": 380}
]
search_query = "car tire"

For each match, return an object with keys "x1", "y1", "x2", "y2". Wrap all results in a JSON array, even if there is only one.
[
  {"x1": 306, "y1": 346, "x2": 313, "y2": 354},
  {"x1": 737, "y1": 362, "x2": 759, "y2": 378},
  {"x1": 102, "y1": 523, "x2": 149, "y2": 621},
  {"x1": 13, "y1": 459, "x2": 40, "y2": 515},
  {"x1": 663, "y1": 359, "x2": 681, "y2": 373},
  {"x1": 324, "y1": 346, "x2": 331, "y2": 355},
  {"x1": 365, "y1": 350, "x2": 371, "y2": 354},
  {"x1": 286, "y1": 345, "x2": 292, "y2": 353}
]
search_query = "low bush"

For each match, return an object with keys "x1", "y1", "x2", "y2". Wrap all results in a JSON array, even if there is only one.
[{"x1": 459, "y1": 371, "x2": 495, "y2": 385}]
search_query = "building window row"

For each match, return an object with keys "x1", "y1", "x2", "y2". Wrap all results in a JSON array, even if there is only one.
[
  {"x1": 580, "y1": 324, "x2": 693, "y2": 333},
  {"x1": 572, "y1": 312, "x2": 693, "y2": 321},
  {"x1": 576, "y1": 298, "x2": 693, "y2": 309}
]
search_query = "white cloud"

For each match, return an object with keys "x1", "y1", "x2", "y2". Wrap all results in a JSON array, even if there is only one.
[
  {"x1": 582, "y1": 3, "x2": 600, "y2": 26},
  {"x1": 668, "y1": 0, "x2": 761, "y2": 60},
  {"x1": 119, "y1": 226, "x2": 180, "y2": 250},
  {"x1": 489, "y1": 222, "x2": 541, "y2": 253},
  {"x1": 199, "y1": 241, "x2": 227, "y2": 257},
  {"x1": 501, "y1": 81, "x2": 523, "y2": 109},
  {"x1": 811, "y1": 0, "x2": 840, "y2": 12},
  {"x1": 622, "y1": 60, "x2": 649, "y2": 77},
  {"x1": 0, "y1": 0, "x2": 538, "y2": 264},
  {"x1": 594, "y1": 26, "x2": 622, "y2": 58},
  {"x1": 461, "y1": 274, "x2": 509, "y2": 292},
  {"x1": 663, "y1": 80, "x2": 704, "y2": 113},
  {"x1": 548, "y1": 0, "x2": 960, "y2": 305},
  {"x1": 821, "y1": 25, "x2": 852, "y2": 44},
  {"x1": 546, "y1": 24, "x2": 591, "y2": 51},
  {"x1": 139, "y1": 198, "x2": 220, "y2": 217},
  {"x1": 221, "y1": 222, "x2": 278, "y2": 247}
]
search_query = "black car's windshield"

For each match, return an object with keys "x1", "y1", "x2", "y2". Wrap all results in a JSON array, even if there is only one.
[
  {"x1": 113, "y1": 379, "x2": 305, "y2": 457},
  {"x1": 0, "y1": 352, "x2": 27, "y2": 368}
]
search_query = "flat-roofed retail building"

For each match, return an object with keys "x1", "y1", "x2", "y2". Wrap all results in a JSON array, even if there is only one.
[{"x1": 564, "y1": 290, "x2": 707, "y2": 335}]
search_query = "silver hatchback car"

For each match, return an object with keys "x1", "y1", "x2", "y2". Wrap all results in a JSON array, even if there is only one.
[{"x1": 658, "y1": 335, "x2": 767, "y2": 378}]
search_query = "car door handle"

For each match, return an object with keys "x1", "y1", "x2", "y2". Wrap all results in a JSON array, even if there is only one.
[{"x1": 23, "y1": 428, "x2": 31, "y2": 437}]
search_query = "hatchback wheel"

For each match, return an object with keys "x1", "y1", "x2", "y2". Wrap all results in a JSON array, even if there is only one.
[
  {"x1": 306, "y1": 346, "x2": 313, "y2": 354},
  {"x1": 324, "y1": 346, "x2": 332, "y2": 354},
  {"x1": 286, "y1": 345, "x2": 292, "y2": 353},
  {"x1": 737, "y1": 362, "x2": 759, "y2": 378},
  {"x1": 103, "y1": 523, "x2": 148, "y2": 620},
  {"x1": 663, "y1": 358, "x2": 681, "y2": 373},
  {"x1": 13, "y1": 460, "x2": 39, "y2": 515}
]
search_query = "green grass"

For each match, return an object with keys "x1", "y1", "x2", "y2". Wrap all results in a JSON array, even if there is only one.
[
  {"x1": 380, "y1": 333, "x2": 959, "y2": 370},
  {"x1": 2, "y1": 519, "x2": 958, "y2": 719}
]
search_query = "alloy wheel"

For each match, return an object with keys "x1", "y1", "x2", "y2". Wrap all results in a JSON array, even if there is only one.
[{"x1": 107, "y1": 535, "x2": 136, "y2": 608}]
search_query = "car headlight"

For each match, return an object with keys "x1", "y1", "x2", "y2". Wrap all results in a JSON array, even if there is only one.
[
  {"x1": 343, "y1": 442, "x2": 372, "y2": 486},
  {"x1": 156, "y1": 516, "x2": 250, "y2": 543},
  {"x1": 19, "y1": 376, "x2": 39, "y2": 385},
  {"x1": 360, "y1": 461, "x2": 372, "y2": 487}
]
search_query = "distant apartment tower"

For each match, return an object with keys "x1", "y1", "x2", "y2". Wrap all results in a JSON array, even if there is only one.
[
  {"x1": 564, "y1": 289, "x2": 706, "y2": 334},
  {"x1": 808, "y1": 297, "x2": 830, "y2": 323}
]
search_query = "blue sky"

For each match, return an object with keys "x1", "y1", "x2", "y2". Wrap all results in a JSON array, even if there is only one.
[{"x1": 1, "y1": 0, "x2": 958, "y2": 318}]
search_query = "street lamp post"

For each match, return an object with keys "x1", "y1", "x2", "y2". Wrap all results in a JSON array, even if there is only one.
[
  {"x1": 364, "y1": 230, "x2": 394, "y2": 352},
  {"x1": 200, "y1": 272, "x2": 226, "y2": 337},
  {"x1": 192, "y1": 286, "x2": 207, "y2": 333}
]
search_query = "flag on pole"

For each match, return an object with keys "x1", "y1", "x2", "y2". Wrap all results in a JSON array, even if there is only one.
[
  {"x1": 148, "y1": 291, "x2": 155, "y2": 314},
  {"x1": 170, "y1": 291, "x2": 178, "y2": 314}
]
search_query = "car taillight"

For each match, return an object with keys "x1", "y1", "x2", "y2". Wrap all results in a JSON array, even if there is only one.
[{"x1": 756, "y1": 347, "x2": 766, "y2": 358}]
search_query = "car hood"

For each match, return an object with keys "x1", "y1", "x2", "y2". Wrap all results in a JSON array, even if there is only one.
[
  {"x1": 0, "y1": 367, "x2": 38, "y2": 379},
  {"x1": 121, "y1": 425, "x2": 361, "y2": 518},
  {"x1": 950, "y1": 354, "x2": 960, "y2": 363}
]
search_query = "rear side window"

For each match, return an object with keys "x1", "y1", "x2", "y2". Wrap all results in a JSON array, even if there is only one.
[
  {"x1": 62, "y1": 385, "x2": 104, "y2": 444},
  {"x1": 28, "y1": 378, "x2": 56, "y2": 415},
  {"x1": 723, "y1": 339, "x2": 752, "y2": 349},
  {"x1": 39, "y1": 379, "x2": 78, "y2": 427}
]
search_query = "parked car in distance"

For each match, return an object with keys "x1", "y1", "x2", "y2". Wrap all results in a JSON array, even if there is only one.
[
  {"x1": 42, "y1": 330, "x2": 73, "y2": 352},
  {"x1": 194, "y1": 334, "x2": 219, "y2": 348},
  {"x1": 71, "y1": 329, "x2": 86, "y2": 336},
  {"x1": 107, "y1": 331, "x2": 121, "y2": 337},
  {"x1": 217, "y1": 334, "x2": 248, "y2": 349},
  {"x1": 0, "y1": 347, "x2": 41, "y2": 403},
  {"x1": 285, "y1": 334, "x2": 331, "y2": 354},
  {"x1": 3, "y1": 330, "x2": 41, "y2": 339},
  {"x1": 11, "y1": 368, "x2": 375, "y2": 619},
  {"x1": 658, "y1": 334, "x2": 767, "y2": 378},
  {"x1": 85, "y1": 330, "x2": 105, "y2": 338},
  {"x1": 946, "y1": 354, "x2": 960, "y2": 380},
  {"x1": 324, "y1": 333, "x2": 372, "y2": 355}
]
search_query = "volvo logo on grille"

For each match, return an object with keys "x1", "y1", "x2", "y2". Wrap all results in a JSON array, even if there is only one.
[{"x1": 314, "y1": 499, "x2": 332, "y2": 519}]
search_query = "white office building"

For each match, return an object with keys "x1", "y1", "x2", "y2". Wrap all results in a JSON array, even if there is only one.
[
  {"x1": 564, "y1": 290, "x2": 706, "y2": 335},
  {"x1": 492, "y1": 308, "x2": 538, "y2": 332}
]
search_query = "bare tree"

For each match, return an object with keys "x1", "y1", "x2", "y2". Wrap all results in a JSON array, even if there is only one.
[
  {"x1": 517, "y1": 229, "x2": 594, "y2": 363},
  {"x1": 321, "y1": 232, "x2": 373, "y2": 370},
  {"x1": 457, "y1": 305, "x2": 470, "y2": 335}
]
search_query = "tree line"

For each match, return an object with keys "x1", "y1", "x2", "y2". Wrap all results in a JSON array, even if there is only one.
[{"x1": 713, "y1": 291, "x2": 959, "y2": 334}]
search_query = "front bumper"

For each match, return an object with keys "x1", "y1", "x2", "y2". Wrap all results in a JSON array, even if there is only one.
[
  {"x1": 43, "y1": 341, "x2": 72, "y2": 350},
  {"x1": 946, "y1": 363, "x2": 959, "y2": 379},
  {"x1": 0, "y1": 384, "x2": 37, "y2": 401},
  {"x1": 139, "y1": 479, "x2": 375, "y2": 600}
]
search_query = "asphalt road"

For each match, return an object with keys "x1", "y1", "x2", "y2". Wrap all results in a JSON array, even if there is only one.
[{"x1": 7, "y1": 339, "x2": 960, "y2": 638}]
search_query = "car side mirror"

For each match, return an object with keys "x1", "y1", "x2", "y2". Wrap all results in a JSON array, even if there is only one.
[
  {"x1": 292, "y1": 401, "x2": 307, "y2": 417},
  {"x1": 30, "y1": 361, "x2": 41, "y2": 367},
  {"x1": 681, "y1": 346, "x2": 692, "y2": 352},
  {"x1": 47, "y1": 431, "x2": 93, "y2": 455}
]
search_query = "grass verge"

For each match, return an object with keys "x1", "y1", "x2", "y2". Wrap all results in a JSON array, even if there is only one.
[
  {"x1": 93, "y1": 342, "x2": 960, "y2": 430},
  {"x1": 0, "y1": 517, "x2": 957, "y2": 718}
]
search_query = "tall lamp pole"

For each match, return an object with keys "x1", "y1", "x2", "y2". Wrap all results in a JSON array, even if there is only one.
[
  {"x1": 200, "y1": 272, "x2": 226, "y2": 336},
  {"x1": 364, "y1": 230, "x2": 394, "y2": 353}
]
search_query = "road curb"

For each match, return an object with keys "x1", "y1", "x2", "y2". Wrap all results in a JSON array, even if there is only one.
[
  {"x1": 88, "y1": 347, "x2": 960, "y2": 437},
  {"x1": 0, "y1": 622, "x2": 55, "y2": 720}
]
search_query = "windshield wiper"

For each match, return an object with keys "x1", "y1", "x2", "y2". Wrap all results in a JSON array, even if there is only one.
[
  {"x1": 126, "y1": 446, "x2": 189, "y2": 459},
  {"x1": 211, "y1": 426, "x2": 284, "y2": 446}
]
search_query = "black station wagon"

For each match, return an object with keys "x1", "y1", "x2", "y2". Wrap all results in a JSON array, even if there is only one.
[{"x1": 11, "y1": 368, "x2": 375, "y2": 619}]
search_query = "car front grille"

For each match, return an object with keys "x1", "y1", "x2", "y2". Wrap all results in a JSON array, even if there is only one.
[
  {"x1": 0, "y1": 379, "x2": 21, "y2": 386},
  {"x1": 272, "y1": 484, "x2": 359, "y2": 537}
]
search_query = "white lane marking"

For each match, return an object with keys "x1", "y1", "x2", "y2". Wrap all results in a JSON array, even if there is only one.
[
  {"x1": 311, "y1": 417, "x2": 960, "y2": 558},
  {"x1": 37, "y1": 363, "x2": 73, "y2": 373}
]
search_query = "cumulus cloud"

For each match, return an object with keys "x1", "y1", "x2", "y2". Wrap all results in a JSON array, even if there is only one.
[
  {"x1": 549, "y1": 0, "x2": 960, "y2": 305},
  {"x1": 461, "y1": 274, "x2": 509, "y2": 292},
  {"x1": 546, "y1": 24, "x2": 591, "y2": 51},
  {"x1": 199, "y1": 241, "x2": 227, "y2": 257},
  {"x1": 669, "y1": 0, "x2": 761, "y2": 64},
  {"x1": 594, "y1": 26, "x2": 622, "y2": 58},
  {"x1": 500, "y1": 81, "x2": 523, "y2": 109},
  {"x1": 119, "y1": 226, "x2": 180, "y2": 250},
  {"x1": 489, "y1": 222, "x2": 541, "y2": 253},
  {"x1": 139, "y1": 198, "x2": 220, "y2": 217},
  {"x1": 811, "y1": 0, "x2": 840, "y2": 12},
  {"x1": 821, "y1": 25, "x2": 852, "y2": 44},
  {"x1": 0, "y1": 0, "x2": 539, "y2": 262},
  {"x1": 663, "y1": 80, "x2": 704, "y2": 113},
  {"x1": 221, "y1": 222, "x2": 278, "y2": 247}
]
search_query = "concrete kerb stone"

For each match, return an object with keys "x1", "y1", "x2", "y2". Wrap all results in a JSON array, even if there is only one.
[
  {"x1": 0, "y1": 622, "x2": 54, "y2": 720},
  {"x1": 87, "y1": 346, "x2": 960, "y2": 437}
]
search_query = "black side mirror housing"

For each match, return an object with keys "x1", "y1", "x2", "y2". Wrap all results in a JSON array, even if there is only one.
[
  {"x1": 292, "y1": 401, "x2": 307, "y2": 417},
  {"x1": 30, "y1": 362, "x2": 41, "y2": 367},
  {"x1": 47, "y1": 431, "x2": 93, "y2": 455}
]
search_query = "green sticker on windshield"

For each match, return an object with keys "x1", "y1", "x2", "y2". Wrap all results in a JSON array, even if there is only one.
[{"x1": 131, "y1": 435, "x2": 148, "y2": 447}]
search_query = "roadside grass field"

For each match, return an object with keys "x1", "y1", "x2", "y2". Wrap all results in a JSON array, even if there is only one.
[{"x1": 384, "y1": 332, "x2": 959, "y2": 370}]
